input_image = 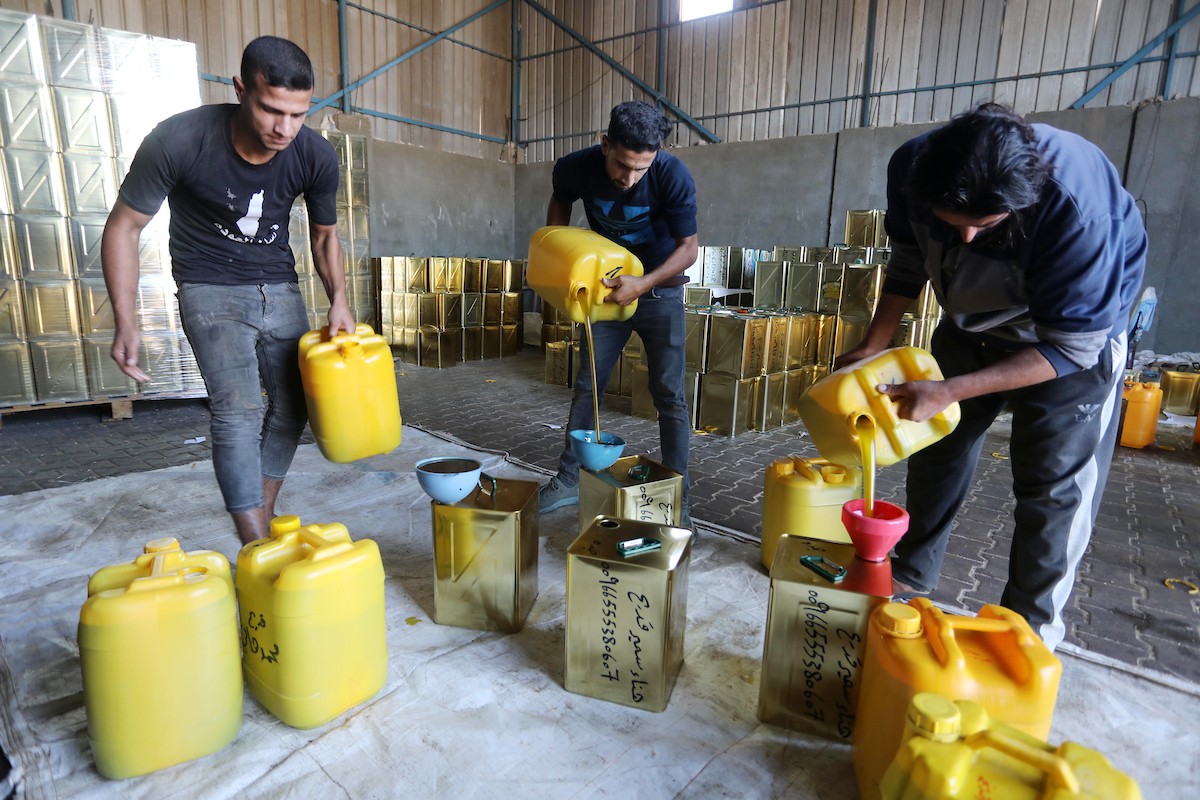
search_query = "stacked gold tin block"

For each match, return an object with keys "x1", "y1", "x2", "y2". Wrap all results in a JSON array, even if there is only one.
[
  {"x1": 375, "y1": 255, "x2": 525, "y2": 367},
  {"x1": 0, "y1": 10, "x2": 206, "y2": 408}
]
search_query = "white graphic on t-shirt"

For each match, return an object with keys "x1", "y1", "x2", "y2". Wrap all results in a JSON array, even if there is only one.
[{"x1": 236, "y1": 190, "x2": 265, "y2": 237}]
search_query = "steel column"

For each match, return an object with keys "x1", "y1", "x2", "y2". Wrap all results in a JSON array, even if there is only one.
[
  {"x1": 1163, "y1": 0, "x2": 1188, "y2": 98},
  {"x1": 512, "y1": 0, "x2": 521, "y2": 145},
  {"x1": 1073, "y1": 2, "x2": 1200, "y2": 109},
  {"x1": 310, "y1": 0, "x2": 510, "y2": 117},
  {"x1": 859, "y1": 0, "x2": 877, "y2": 127},
  {"x1": 522, "y1": 0, "x2": 718, "y2": 143},
  {"x1": 338, "y1": 0, "x2": 350, "y2": 112}
]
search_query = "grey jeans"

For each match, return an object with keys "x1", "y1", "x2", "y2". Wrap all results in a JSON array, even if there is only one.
[{"x1": 177, "y1": 282, "x2": 310, "y2": 513}]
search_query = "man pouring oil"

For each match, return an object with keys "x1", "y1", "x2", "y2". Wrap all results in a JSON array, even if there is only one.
[
  {"x1": 836, "y1": 103, "x2": 1147, "y2": 649},
  {"x1": 536, "y1": 101, "x2": 699, "y2": 530}
]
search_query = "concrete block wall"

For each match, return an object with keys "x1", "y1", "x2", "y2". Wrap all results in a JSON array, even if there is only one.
[{"x1": 363, "y1": 100, "x2": 1196, "y2": 355}]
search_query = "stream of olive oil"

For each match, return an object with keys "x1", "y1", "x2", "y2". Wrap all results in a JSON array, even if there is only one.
[
  {"x1": 583, "y1": 311, "x2": 602, "y2": 443},
  {"x1": 855, "y1": 414, "x2": 876, "y2": 517}
]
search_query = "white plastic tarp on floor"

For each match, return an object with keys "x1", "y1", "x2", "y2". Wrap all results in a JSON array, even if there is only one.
[{"x1": 0, "y1": 427, "x2": 1196, "y2": 799}]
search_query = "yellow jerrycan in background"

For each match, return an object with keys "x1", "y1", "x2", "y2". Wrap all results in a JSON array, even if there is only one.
[
  {"x1": 299, "y1": 323, "x2": 402, "y2": 463},
  {"x1": 79, "y1": 538, "x2": 242, "y2": 779},
  {"x1": 798, "y1": 345, "x2": 960, "y2": 467},
  {"x1": 879, "y1": 692, "x2": 1142, "y2": 800},
  {"x1": 235, "y1": 515, "x2": 387, "y2": 729},
  {"x1": 526, "y1": 226, "x2": 644, "y2": 323}
]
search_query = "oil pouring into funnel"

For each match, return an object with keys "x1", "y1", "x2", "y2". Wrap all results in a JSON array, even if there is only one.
[{"x1": 798, "y1": 345, "x2": 959, "y2": 561}]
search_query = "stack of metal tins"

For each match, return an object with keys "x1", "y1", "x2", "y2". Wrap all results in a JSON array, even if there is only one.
[
  {"x1": 374, "y1": 254, "x2": 525, "y2": 367},
  {"x1": 0, "y1": 10, "x2": 205, "y2": 408}
]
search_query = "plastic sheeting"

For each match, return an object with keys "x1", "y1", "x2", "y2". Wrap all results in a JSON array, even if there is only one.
[{"x1": 0, "y1": 427, "x2": 1196, "y2": 799}]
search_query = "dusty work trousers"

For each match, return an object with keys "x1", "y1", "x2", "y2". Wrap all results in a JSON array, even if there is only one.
[
  {"x1": 892, "y1": 322, "x2": 1126, "y2": 649},
  {"x1": 177, "y1": 281, "x2": 310, "y2": 514}
]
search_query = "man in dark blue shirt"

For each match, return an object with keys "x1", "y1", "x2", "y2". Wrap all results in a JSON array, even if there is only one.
[
  {"x1": 838, "y1": 104, "x2": 1147, "y2": 648},
  {"x1": 103, "y1": 37, "x2": 355, "y2": 545},
  {"x1": 538, "y1": 101, "x2": 699, "y2": 526}
]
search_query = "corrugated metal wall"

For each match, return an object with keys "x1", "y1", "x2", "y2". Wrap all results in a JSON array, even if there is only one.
[
  {"x1": 3, "y1": 1, "x2": 1199, "y2": 163},
  {"x1": 519, "y1": 0, "x2": 1200, "y2": 162}
]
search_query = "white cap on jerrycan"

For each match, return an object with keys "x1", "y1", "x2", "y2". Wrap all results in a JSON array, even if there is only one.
[
  {"x1": 797, "y1": 346, "x2": 961, "y2": 467},
  {"x1": 526, "y1": 226, "x2": 644, "y2": 324}
]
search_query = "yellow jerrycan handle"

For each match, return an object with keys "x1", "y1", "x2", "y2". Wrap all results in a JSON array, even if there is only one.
[
  {"x1": 962, "y1": 729, "x2": 1081, "y2": 794},
  {"x1": 125, "y1": 553, "x2": 210, "y2": 593},
  {"x1": 920, "y1": 603, "x2": 1041, "y2": 681},
  {"x1": 268, "y1": 515, "x2": 354, "y2": 562}
]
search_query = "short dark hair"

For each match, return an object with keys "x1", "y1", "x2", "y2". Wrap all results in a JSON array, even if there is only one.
[
  {"x1": 907, "y1": 102, "x2": 1052, "y2": 216},
  {"x1": 606, "y1": 101, "x2": 673, "y2": 152},
  {"x1": 240, "y1": 36, "x2": 314, "y2": 92}
]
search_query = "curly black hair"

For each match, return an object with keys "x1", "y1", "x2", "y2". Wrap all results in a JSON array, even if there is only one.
[
  {"x1": 606, "y1": 101, "x2": 674, "y2": 152},
  {"x1": 241, "y1": 36, "x2": 314, "y2": 92}
]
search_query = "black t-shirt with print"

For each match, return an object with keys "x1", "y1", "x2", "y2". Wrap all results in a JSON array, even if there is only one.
[{"x1": 118, "y1": 103, "x2": 339, "y2": 285}]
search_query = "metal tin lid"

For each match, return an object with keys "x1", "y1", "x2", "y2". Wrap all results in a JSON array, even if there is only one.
[
  {"x1": 907, "y1": 692, "x2": 962, "y2": 741},
  {"x1": 877, "y1": 602, "x2": 923, "y2": 636}
]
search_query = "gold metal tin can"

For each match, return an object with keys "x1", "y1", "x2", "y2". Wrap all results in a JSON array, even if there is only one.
[
  {"x1": 484, "y1": 259, "x2": 506, "y2": 293},
  {"x1": 754, "y1": 372, "x2": 787, "y2": 431},
  {"x1": 541, "y1": 302, "x2": 560, "y2": 326},
  {"x1": 83, "y1": 335, "x2": 135, "y2": 397},
  {"x1": 765, "y1": 313, "x2": 790, "y2": 374},
  {"x1": 29, "y1": 337, "x2": 88, "y2": 402},
  {"x1": 461, "y1": 292, "x2": 483, "y2": 328},
  {"x1": 0, "y1": 215, "x2": 18, "y2": 278},
  {"x1": 774, "y1": 245, "x2": 806, "y2": 265},
  {"x1": 0, "y1": 340, "x2": 36, "y2": 404},
  {"x1": 604, "y1": 355, "x2": 621, "y2": 396},
  {"x1": 42, "y1": 17, "x2": 102, "y2": 89},
  {"x1": 461, "y1": 326, "x2": 483, "y2": 362},
  {"x1": 404, "y1": 257, "x2": 428, "y2": 293},
  {"x1": 631, "y1": 362, "x2": 656, "y2": 420},
  {"x1": 375, "y1": 258, "x2": 394, "y2": 293},
  {"x1": 833, "y1": 245, "x2": 873, "y2": 265},
  {"x1": 783, "y1": 368, "x2": 809, "y2": 425},
  {"x1": 758, "y1": 534, "x2": 892, "y2": 740},
  {"x1": 813, "y1": 313, "x2": 836, "y2": 366},
  {"x1": 619, "y1": 351, "x2": 638, "y2": 397},
  {"x1": 1161, "y1": 370, "x2": 1200, "y2": 416},
  {"x1": 6, "y1": 149, "x2": 66, "y2": 215},
  {"x1": 698, "y1": 372, "x2": 757, "y2": 437},
  {"x1": 427, "y1": 257, "x2": 450, "y2": 293},
  {"x1": 817, "y1": 263, "x2": 843, "y2": 315},
  {"x1": 701, "y1": 246, "x2": 729, "y2": 287},
  {"x1": 684, "y1": 309, "x2": 709, "y2": 372},
  {"x1": 462, "y1": 258, "x2": 484, "y2": 293},
  {"x1": 833, "y1": 314, "x2": 870, "y2": 362},
  {"x1": 416, "y1": 292, "x2": 440, "y2": 328},
  {"x1": 839, "y1": 263, "x2": 883, "y2": 319},
  {"x1": 77, "y1": 277, "x2": 114, "y2": 334},
  {"x1": 138, "y1": 331, "x2": 183, "y2": 395},
  {"x1": 684, "y1": 370, "x2": 700, "y2": 428},
  {"x1": 419, "y1": 326, "x2": 459, "y2": 368},
  {"x1": 501, "y1": 291, "x2": 521, "y2": 325},
  {"x1": 784, "y1": 262, "x2": 820, "y2": 311},
  {"x1": 684, "y1": 286, "x2": 713, "y2": 306},
  {"x1": 545, "y1": 341, "x2": 570, "y2": 386},
  {"x1": 22, "y1": 278, "x2": 78, "y2": 336},
  {"x1": 505, "y1": 259, "x2": 524, "y2": 292},
  {"x1": 54, "y1": 87, "x2": 112, "y2": 153},
  {"x1": 579, "y1": 455, "x2": 683, "y2": 531},
  {"x1": 788, "y1": 313, "x2": 816, "y2": 369},
  {"x1": 706, "y1": 312, "x2": 768, "y2": 378},
  {"x1": 439, "y1": 293, "x2": 462, "y2": 330},
  {"x1": 432, "y1": 478, "x2": 539, "y2": 634},
  {"x1": 500, "y1": 323, "x2": 521, "y2": 357},
  {"x1": 565, "y1": 516, "x2": 692, "y2": 712},
  {"x1": 483, "y1": 292, "x2": 502, "y2": 326},
  {"x1": 0, "y1": 277, "x2": 26, "y2": 341},
  {"x1": 844, "y1": 210, "x2": 880, "y2": 248},
  {"x1": 482, "y1": 325, "x2": 503, "y2": 359},
  {"x1": 0, "y1": 86, "x2": 57, "y2": 150},
  {"x1": 753, "y1": 260, "x2": 787, "y2": 309},
  {"x1": 447, "y1": 257, "x2": 464, "y2": 293},
  {"x1": 15, "y1": 214, "x2": 71, "y2": 280}
]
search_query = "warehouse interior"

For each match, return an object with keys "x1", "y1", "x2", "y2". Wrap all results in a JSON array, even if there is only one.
[{"x1": 1, "y1": 1, "x2": 1199, "y2": 798}]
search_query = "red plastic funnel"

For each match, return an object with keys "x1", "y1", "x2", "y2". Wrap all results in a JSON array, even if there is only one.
[{"x1": 842, "y1": 499, "x2": 909, "y2": 562}]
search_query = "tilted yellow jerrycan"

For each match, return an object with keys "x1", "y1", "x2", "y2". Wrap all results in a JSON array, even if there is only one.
[
  {"x1": 299, "y1": 323, "x2": 402, "y2": 463},
  {"x1": 798, "y1": 345, "x2": 960, "y2": 467},
  {"x1": 880, "y1": 692, "x2": 1142, "y2": 800},
  {"x1": 235, "y1": 515, "x2": 387, "y2": 729},
  {"x1": 526, "y1": 225, "x2": 644, "y2": 323},
  {"x1": 79, "y1": 538, "x2": 242, "y2": 779}
]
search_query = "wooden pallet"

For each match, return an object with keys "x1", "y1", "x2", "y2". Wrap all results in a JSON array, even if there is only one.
[{"x1": 0, "y1": 391, "x2": 204, "y2": 429}]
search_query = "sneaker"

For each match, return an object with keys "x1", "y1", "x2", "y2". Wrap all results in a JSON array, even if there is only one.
[
  {"x1": 891, "y1": 577, "x2": 930, "y2": 600},
  {"x1": 538, "y1": 476, "x2": 578, "y2": 513}
]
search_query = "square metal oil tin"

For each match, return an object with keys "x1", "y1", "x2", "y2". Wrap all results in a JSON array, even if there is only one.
[
  {"x1": 706, "y1": 312, "x2": 767, "y2": 378},
  {"x1": 698, "y1": 372, "x2": 756, "y2": 437},
  {"x1": 578, "y1": 455, "x2": 683, "y2": 532},
  {"x1": 432, "y1": 477, "x2": 539, "y2": 634},
  {"x1": 757, "y1": 535, "x2": 892, "y2": 740},
  {"x1": 565, "y1": 516, "x2": 692, "y2": 712}
]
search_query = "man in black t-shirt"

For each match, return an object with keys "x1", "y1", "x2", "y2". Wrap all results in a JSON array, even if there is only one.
[
  {"x1": 538, "y1": 101, "x2": 699, "y2": 527},
  {"x1": 102, "y1": 36, "x2": 354, "y2": 545}
]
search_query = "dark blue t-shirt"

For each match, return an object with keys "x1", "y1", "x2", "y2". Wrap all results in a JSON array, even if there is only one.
[
  {"x1": 118, "y1": 104, "x2": 339, "y2": 285},
  {"x1": 551, "y1": 145, "x2": 697, "y2": 280}
]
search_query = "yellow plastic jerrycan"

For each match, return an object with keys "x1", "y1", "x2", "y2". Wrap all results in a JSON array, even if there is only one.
[
  {"x1": 299, "y1": 323, "x2": 402, "y2": 463},
  {"x1": 526, "y1": 225, "x2": 644, "y2": 323},
  {"x1": 798, "y1": 346, "x2": 960, "y2": 467},
  {"x1": 760, "y1": 456, "x2": 860, "y2": 570},
  {"x1": 880, "y1": 692, "x2": 1142, "y2": 800},
  {"x1": 853, "y1": 599, "x2": 1062, "y2": 800},
  {"x1": 1119, "y1": 381, "x2": 1161, "y2": 449},
  {"x1": 235, "y1": 515, "x2": 387, "y2": 729},
  {"x1": 78, "y1": 538, "x2": 242, "y2": 779}
]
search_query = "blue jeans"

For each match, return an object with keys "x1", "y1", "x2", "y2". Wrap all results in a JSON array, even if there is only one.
[
  {"x1": 177, "y1": 282, "x2": 310, "y2": 513},
  {"x1": 557, "y1": 285, "x2": 691, "y2": 499}
]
